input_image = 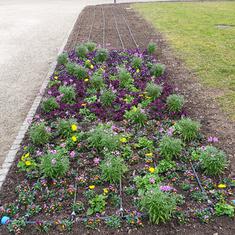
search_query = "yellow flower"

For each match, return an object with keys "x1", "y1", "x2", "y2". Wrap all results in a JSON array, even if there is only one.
[
  {"x1": 145, "y1": 153, "x2": 153, "y2": 157},
  {"x1": 136, "y1": 69, "x2": 140, "y2": 73},
  {"x1": 81, "y1": 103, "x2": 87, "y2": 107},
  {"x1": 84, "y1": 78, "x2": 89, "y2": 82},
  {"x1": 103, "y1": 188, "x2": 109, "y2": 194},
  {"x1": 54, "y1": 76, "x2": 58, "y2": 80},
  {"x1": 25, "y1": 161, "x2": 32, "y2": 166},
  {"x1": 90, "y1": 65, "x2": 94, "y2": 69},
  {"x1": 86, "y1": 59, "x2": 91, "y2": 63},
  {"x1": 71, "y1": 136, "x2": 77, "y2": 142},
  {"x1": 25, "y1": 152, "x2": 30, "y2": 158},
  {"x1": 89, "y1": 185, "x2": 95, "y2": 190},
  {"x1": 139, "y1": 94, "x2": 143, "y2": 97},
  {"x1": 149, "y1": 167, "x2": 155, "y2": 173},
  {"x1": 145, "y1": 96, "x2": 151, "y2": 99},
  {"x1": 120, "y1": 137, "x2": 127, "y2": 143},
  {"x1": 71, "y1": 124, "x2": 77, "y2": 131},
  {"x1": 218, "y1": 183, "x2": 227, "y2": 189}
]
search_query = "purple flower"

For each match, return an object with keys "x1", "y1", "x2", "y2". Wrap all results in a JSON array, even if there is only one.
[
  {"x1": 149, "y1": 178, "x2": 155, "y2": 184},
  {"x1": 159, "y1": 185, "x2": 174, "y2": 192},
  {"x1": 51, "y1": 158, "x2": 57, "y2": 165},
  {"x1": 93, "y1": 157, "x2": 100, "y2": 165},
  {"x1": 70, "y1": 151, "x2": 76, "y2": 158},
  {"x1": 167, "y1": 127, "x2": 174, "y2": 136},
  {"x1": 207, "y1": 136, "x2": 219, "y2": 143}
]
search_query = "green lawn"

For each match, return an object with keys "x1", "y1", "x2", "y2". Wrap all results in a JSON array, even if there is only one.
[{"x1": 133, "y1": 1, "x2": 235, "y2": 120}]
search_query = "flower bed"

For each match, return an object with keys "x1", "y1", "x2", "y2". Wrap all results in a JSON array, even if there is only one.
[{"x1": 0, "y1": 43, "x2": 234, "y2": 234}]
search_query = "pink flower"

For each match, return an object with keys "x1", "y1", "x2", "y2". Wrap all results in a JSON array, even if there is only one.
[
  {"x1": 51, "y1": 158, "x2": 57, "y2": 165},
  {"x1": 70, "y1": 151, "x2": 76, "y2": 158},
  {"x1": 93, "y1": 157, "x2": 100, "y2": 165},
  {"x1": 208, "y1": 136, "x2": 219, "y2": 143},
  {"x1": 149, "y1": 178, "x2": 155, "y2": 184},
  {"x1": 159, "y1": 185, "x2": 174, "y2": 192}
]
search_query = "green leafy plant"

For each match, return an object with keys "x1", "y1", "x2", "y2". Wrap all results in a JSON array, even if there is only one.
[
  {"x1": 105, "y1": 215, "x2": 121, "y2": 228},
  {"x1": 157, "y1": 159, "x2": 176, "y2": 174},
  {"x1": 41, "y1": 97, "x2": 59, "y2": 113},
  {"x1": 66, "y1": 62, "x2": 76, "y2": 75},
  {"x1": 100, "y1": 89, "x2": 116, "y2": 106},
  {"x1": 100, "y1": 154, "x2": 127, "y2": 183},
  {"x1": 7, "y1": 217, "x2": 26, "y2": 234},
  {"x1": 199, "y1": 146, "x2": 228, "y2": 176},
  {"x1": 132, "y1": 56, "x2": 143, "y2": 69},
  {"x1": 76, "y1": 44, "x2": 88, "y2": 58},
  {"x1": 59, "y1": 85, "x2": 76, "y2": 104},
  {"x1": 150, "y1": 63, "x2": 165, "y2": 77},
  {"x1": 215, "y1": 202, "x2": 234, "y2": 217},
  {"x1": 84, "y1": 41, "x2": 96, "y2": 52},
  {"x1": 73, "y1": 65, "x2": 87, "y2": 80},
  {"x1": 124, "y1": 105, "x2": 147, "y2": 127},
  {"x1": 87, "y1": 124, "x2": 119, "y2": 151},
  {"x1": 174, "y1": 118, "x2": 200, "y2": 141},
  {"x1": 136, "y1": 136, "x2": 154, "y2": 150},
  {"x1": 40, "y1": 147, "x2": 70, "y2": 178},
  {"x1": 56, "y1": 118, "x2": 77, "y2": 138},
  {"x1": 79, "y1": 107, "x2": 96, "y2": 122},
  {"x1": 90, "y1": 72, "x2": 105, "y2": 91},
  {"x1": 159, "y1": 136, "x2": 183, "y2": 160},
  {"x1": 191, "y1": 191, "x2": 207, "y2": 203},
  {"x1": 57, "y1": 52, "x2": 68, "y2": 65},
  {"x1": 147, "y1": 42, "x2": 157, "y2": 55},
  {"x1": 140, "y1": 188, "x2": 177, "y2": 224},
  {"x1": 145, "y1": 82, "x2": 162, "y2": 100},
  {"x1": 29, "y1": 122, "x2": 51, "y2": 146},
  {"x1": 72, "y1": 201, "x2": 85, "y2": 214},
  {"x1": 87, "y1": 194, "x2": 107, "y2": 215},
  {"x1": 166, "y1": 94, "x2": 184, "y2": 112},
  {"x1": 95, "y1": 48, "x2": 108, "y2": 62},
  {"x1": 118, "y1": 68, "x2": 134, "y2": 88}
]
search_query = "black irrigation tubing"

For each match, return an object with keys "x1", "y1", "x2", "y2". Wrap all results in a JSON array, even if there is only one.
[
  {"x1": 101, "y1": 6, "x2": 106, "y2": 48},
  {"x1": 87, "y1": 7, "x2": 96, "y2": 42},
  {"x1": 111, "y1": 7, "x2": 125, "y2": 50},
  {"x1": 117, "y1": 7, "x2": 139, "y2": 49}
]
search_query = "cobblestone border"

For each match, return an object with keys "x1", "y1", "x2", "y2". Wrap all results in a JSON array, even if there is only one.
[{"x1": 0, "y1": 11, "x2": 80, "y2": 189}]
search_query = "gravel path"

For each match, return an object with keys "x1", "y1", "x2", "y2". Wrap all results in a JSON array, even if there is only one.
[{"x1": 0, "y1": 0, "x2": 171, "y2": 167}]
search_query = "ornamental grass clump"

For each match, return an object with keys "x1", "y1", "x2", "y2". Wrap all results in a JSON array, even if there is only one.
[
  {"x1": 199, "y1": 146, "x2": 228, "y2": 176},
  {"x1": 140, "y1": 188, "x2": 177, "y2": 224},
  {"x1": 166, "y1": 94, "x2": 184, "y2": 112},
  {"x1": 66, "y1": 62, "x2": 76, "y2": 75},
  {"x1": 145, "y1": 82, "x2": 162, "y2": 100},
  {"x1": 57, "y1": 52, "x2": 68, "y2": 65},
  {"x1": 90, "y1": 72, "x2": 105, "y2": 91},
  {"x1": 41, "y1": 97, "x2": 59, "y2": 113},
  {"x1": 147, "y1": 42, "x2": 157, "y2": 55},
  {"x1": 76, "y1": 44, "x2": 88, "y2": 58},
  {"x1": 84, "y1": 41, "x2": 96, "y2": 52},
  {"x1": 59, "y1": 85, "x2": 76, "y2": 104},
  {"x1": 124, "y1": 105, "x2": 147, "y2": 127},
  {"x1": 132, "y1": 56, "x2": 143, "y2": 69},
  {"x1": 150, "y1": 63, "x2": 165, "y2": 77},
  {"x1": 56, "y1": 118, "x2": 77, "y2": 138},
  {"x1": 100, "y1": 89, "x2": 116, "y2": 106},
  {"x1": 73, "y1": 65, "x2": 87, "y2": 80},
  {"x1": 100, "y1": 154, "x2": 128, "y2": 183},
  {"x1": 159, "y1": 136, "x2": 183, "y2": 160},
  {"x1": 174, "y1": 118, "x2": 200, "y2": 142},
  {"x1": 95, "y1": 48, "x2": 108, "y2": 62},
  {"x1": 29, "y1": 122, "x2": 51, "y2": 146},
  {"x1": 40, "y1": 148, "x2": 70, "y2": 179}
]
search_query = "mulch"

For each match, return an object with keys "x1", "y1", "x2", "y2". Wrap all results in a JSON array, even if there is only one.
[{"x1": 0, "y1": 3, "x2": 235, "y2": 235}]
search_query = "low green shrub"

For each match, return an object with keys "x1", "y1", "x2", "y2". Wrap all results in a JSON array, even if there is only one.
[
  {"x1": 132, "y1": 57, "x2": 143, "y2": 69},
  {"x1": 66, "y1": 62, "x2": 76, "y2": 75},
  {"x1": 57, "y1": 52, "x2": 68, "y2": 65},
  {"x1": 174, "y1": 118, "x2": 200, "y2": 142},
  {"x1": 124, "y1": 106, "x2": 147, "y2": 127},
  {"x1": 150, "y1": 63, "x2": 165, "y2": 77},
  {"x1": 40, "y1": 148, "x2": 69, "y2": 178},
  {"x1": 29, "y1": 122, "x2": 51, "y2": 146},
  {"x1": 100, "y1": 89, "x2": 116, "y2": 106},
  {"x1": 100, "y1": 154, "x2": 128, "y2": 183},
  {"x1": 157, "y1": 159, "x2": 176, "y2": 174},
  {"x1": 59, "y1": 85, "x2": 76, "y2": 104},
  {"x1": 84, "y1": 41, "x2": 96, "y2": 52},
  {"x1": 140, "y1": 188, "x2": 177, "y2": 224},
  {"x1": 159, "y1": 136, "x2": 183, "y2": 160},
  {"x1": 56, "y1": 118, "x2": 77, "y2": 138},
  {"x1": 76, "y1": 44, "x2": 88, "y2": 58},
  {"x1": 199, "y1": 146, "x2": 228, "y2": 176},
  {"x1": 73, "y1": 65, "x2": 87, "y2": 80},
  {"x1": 214, "y1": 202, "x2": 234, "y2": 217},
  {"x1": 147, "y1": 42, "x2": 157, "y2": 55},
  {"x1": 41, "y1": 97, "x2": 59, "y2": 113},
  {"x1": 87, "y1": 194, "x2": 107, "y2": 215},
  {"x1": 145, "y1": 82, "x2": 162, "y2": 100},
  {"x1": 90, "y1": 72, "x2": 105, "y2": 91},
  {"x1": 166, "y1": 94, "x2": 184, "y2": 112},
  {"x1": 95, "y1": 48, "x2": 108, "y2": 62},
  {"x1": 118, "y1": 68, "x2": 133, "y2": 88}
]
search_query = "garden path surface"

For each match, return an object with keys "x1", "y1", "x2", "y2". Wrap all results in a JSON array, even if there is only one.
[{"x1": 0, "y1": 0, "x2": 167, "y2": 168}]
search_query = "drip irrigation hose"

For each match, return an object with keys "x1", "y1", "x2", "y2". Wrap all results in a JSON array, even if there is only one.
[
  {"x1": 101, "y1": 6, "x2": 106, "y2": 48},
  {"x1": 70, "y1": 180, "x2": 78, "y2": 220},
  {"x1": 119, "y1": 178, "x2": 124, "y2": 217},
  {"x1": 87, "y1": 8, "x2": 96, "y2": 42}
]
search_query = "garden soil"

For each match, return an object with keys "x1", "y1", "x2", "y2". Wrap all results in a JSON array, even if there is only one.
[{"x1": 1, "y1": 4, "x2": 235, "y2": 235}]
